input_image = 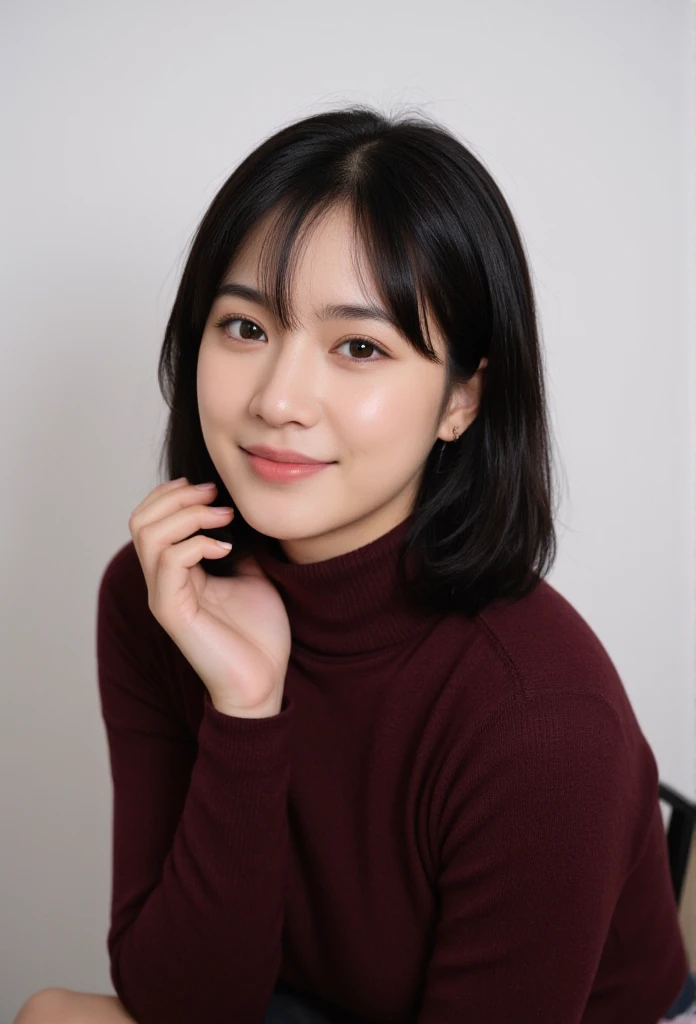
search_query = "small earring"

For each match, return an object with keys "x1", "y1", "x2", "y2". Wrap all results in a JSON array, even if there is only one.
[{"x1": 435, "y1": 427, "x2": 459, "y2": 474}]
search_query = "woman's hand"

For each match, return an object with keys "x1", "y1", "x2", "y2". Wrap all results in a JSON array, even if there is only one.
[{"x1": 128, "y1": 477, "x2": 291, "y2": 718}]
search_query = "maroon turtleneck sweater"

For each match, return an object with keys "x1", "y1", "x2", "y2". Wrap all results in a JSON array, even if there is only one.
[{"x1": 95, "y1": 514, "x2": 688, "y2": 1024}]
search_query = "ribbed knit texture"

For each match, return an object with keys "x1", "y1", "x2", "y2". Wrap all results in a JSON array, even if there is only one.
[{"x1": 96, "y1": 514, "x2": 689, "y2": 1024}]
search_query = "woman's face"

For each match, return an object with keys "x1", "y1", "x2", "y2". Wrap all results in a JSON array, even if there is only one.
[{"x1": 197, "y1": 204, "x2": 486, "y2": 564}]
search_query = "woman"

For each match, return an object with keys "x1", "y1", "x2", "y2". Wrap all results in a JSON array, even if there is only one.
[{"x1": 14, "y1": 105, "x2": 694, "y2": 1023}]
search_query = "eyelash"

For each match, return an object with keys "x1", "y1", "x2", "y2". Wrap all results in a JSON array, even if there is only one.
[{"x1": 212, "y1": 314, "x2": 389, "y2": 364}]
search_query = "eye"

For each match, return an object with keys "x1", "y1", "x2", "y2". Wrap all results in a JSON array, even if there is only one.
[
  {"x1": 214, "y1": 315, "x2": 267, "y2": 343},
  {"x1": 334, "y1": 337, "x2": 387, "y2": 362},
  {"x1": 213, "y1": 314, "x2": 389, "y2": 364}
]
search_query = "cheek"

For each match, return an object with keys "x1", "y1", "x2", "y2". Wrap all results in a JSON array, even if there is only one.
[
  {"x1": 338, "y1": 393, "x2": 392, "y2": 450},
  {"x1": 197, "y1": 346, "x2": 242, "y2": 424},
  {"x1": 196, "y1": 341, "x2": 216, "y2": 408},
  {"x1": 342, "y1": 389, "x2": 432, "y2": 452}
]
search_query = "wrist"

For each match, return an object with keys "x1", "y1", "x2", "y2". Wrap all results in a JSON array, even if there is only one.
[{"x1": 211, "y1": 693, "x2": 283, "y2": 719}]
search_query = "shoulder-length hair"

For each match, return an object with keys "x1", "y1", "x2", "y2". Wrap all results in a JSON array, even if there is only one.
[{"x1": 157, "y1": 104, "x2": 560, "y2": 619}]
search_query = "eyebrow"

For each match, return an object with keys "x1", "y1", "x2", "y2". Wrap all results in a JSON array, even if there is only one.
[{"x1": 214, "y1": 282, "x2": 400, "y2": 330}]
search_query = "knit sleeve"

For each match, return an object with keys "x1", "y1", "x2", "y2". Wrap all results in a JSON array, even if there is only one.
[
  {"x1": 416, "y1": 691, "x2": 682, "y2": 1024},
  {"x1": 96, "y1": 546, "x2": 294, "y2": 1024}
]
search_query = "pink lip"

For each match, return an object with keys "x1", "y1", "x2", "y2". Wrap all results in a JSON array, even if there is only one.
[
  {"x1": 243, "y1": 444, "x2": 331, "y2": 465},
  {"x1": 243, "y1": 450, "x2": 333, "y2": 483}
]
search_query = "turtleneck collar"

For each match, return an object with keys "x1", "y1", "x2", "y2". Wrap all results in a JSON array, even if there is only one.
[{"x1": 248, "y1": 514, "x2": 441, "y2": 657}]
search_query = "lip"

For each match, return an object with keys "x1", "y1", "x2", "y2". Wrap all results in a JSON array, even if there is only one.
[
  {"x1": 242, "y1": 449, "x2": 333, "y2": 483},
  {"x1": 242, "y1": 444, "x2": 333, "y2": 465}
]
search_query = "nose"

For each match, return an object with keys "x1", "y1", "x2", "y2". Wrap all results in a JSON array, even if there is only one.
[{"x1": 249, "y1": 339, "x2": 323, "y2": 428}]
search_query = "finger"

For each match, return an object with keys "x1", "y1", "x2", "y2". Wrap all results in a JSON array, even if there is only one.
[
  {"x1": 134, "y1": 500, "x2": 233, "y2": 591},
  {"x1": 129, "y1": 481, "x2": 216, "y2": 554},
  {"x1": 130, "y1": 477, "x2": 192, "y2": 519},
  {"x1": 151, "y1": 533, "x2": 231, "y2": 627}
]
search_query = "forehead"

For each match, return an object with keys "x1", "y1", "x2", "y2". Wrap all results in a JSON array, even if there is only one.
[
  {"x1": 223, "y1": 204, "x2": 378, "y2": 300},
  {"x1": 216, "y1": 203, "x2": 447, "y2": 361}
]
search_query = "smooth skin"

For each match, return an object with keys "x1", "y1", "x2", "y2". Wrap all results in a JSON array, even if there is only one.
[
  {"x1": 12, "y1": 988, "x2": 135, "y2": 1023},
  {"x1": 15, "y1": 203, "x2": 487, "y2": 1021},
  {"x1": 127, "y1": 477, "x2": 292, "y2": 718},
  {"x1": 197, "y1": 202, "x2": 487, "y2": 566}
]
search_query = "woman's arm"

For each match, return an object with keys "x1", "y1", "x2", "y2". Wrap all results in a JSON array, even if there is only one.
[{"x1": 96, "y1": 543, "x2": 295, "y2": 1024}]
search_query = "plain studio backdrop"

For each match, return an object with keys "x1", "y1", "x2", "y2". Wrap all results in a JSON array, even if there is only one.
[{"x1": 1, "y1": 0, "x2": 694, "y2": 1018}]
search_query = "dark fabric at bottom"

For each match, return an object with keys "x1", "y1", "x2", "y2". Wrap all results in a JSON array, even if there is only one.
[
  {"x1": 264, "y1": 981, "x2": 364, "y2": 1023},
  {"x1": 265, "y1": 969, "x2": 696, "y2": 1022},
  {"x1": 662, "y1": 969, "x2": 696, "y2": 1019},
  {"x1": 264, "y1": 990, "x2": 337, "y2": 1023}
]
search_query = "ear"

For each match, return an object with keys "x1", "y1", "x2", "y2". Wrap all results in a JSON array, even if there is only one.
[{"x1": 437, "y1": 357, "x2": 488, "y2": 441}]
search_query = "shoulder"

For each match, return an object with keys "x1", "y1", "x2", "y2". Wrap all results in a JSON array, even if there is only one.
[
  {"x1": 456, "y1": 579, "x2": 657, "y2": 811},
  {"x1": 96, "y1": 538, "x2": 167, "y2": 665},
  {"x1": 96, "y1": 541, "x2": 199, "y2": 735},
  {"x1": 472, "y1": 578, "x2": 629, "y2": 712},
  {"x1": 99, "y1": 537, "x2": 147, "y2": 601},
  {"x1": 438, "y1": 583, "x2": 658, "y2": 861},
  {"x1": 441, "y1": 577, "x2": 655, "y2": 776}
]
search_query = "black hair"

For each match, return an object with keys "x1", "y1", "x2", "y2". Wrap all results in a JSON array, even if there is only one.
[{"x1": 157, "y1": 103, "x2": 560, "y2": 618}]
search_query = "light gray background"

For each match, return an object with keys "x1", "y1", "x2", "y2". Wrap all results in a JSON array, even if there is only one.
[{"x1": 2, "y1": 0, "x2": 694, "y2": 1018}]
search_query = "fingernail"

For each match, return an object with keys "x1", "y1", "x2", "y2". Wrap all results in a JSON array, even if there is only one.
[{"x1": 195, "y1": 482, "x2": 216, "y2": 489}]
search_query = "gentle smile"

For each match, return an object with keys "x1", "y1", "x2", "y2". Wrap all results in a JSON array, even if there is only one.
[{"x1": 241, "y1": 448, "x2": 335, "y2": 483}]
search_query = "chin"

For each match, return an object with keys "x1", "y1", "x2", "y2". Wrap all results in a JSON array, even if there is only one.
[{"x1": 233, "y1": 500, "x2": 328, "y2": 541}]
